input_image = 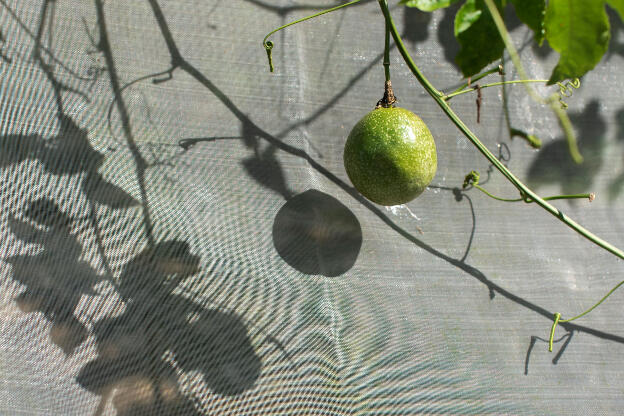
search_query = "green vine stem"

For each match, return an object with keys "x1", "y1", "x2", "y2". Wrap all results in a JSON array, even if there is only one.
[
  {"x1": 475, "y1": 184, "x2": 594, "y2": 203},
  {"x1": 444, "y1": 78, "x2": 580, "y2": 117},
  {"x1": 377, "y1": 2, "x2": 624, "y2": 258},
  {"x1": 482, "y1": 0, "x2": 583, "y2": 164},
  {"x1": 473, "y1": 184, "x2": 524, "y2": 202},
  {"x1": 262, "y1": 0, "x2": 364, "y2": 72},
  {"x1": 445, "y1": 65, "x2": 579, "y2": 109}
]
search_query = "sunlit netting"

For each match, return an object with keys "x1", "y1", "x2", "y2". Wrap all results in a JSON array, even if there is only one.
[{"x1": 1, "y1": 1, "x2": 624, "y2": 415}]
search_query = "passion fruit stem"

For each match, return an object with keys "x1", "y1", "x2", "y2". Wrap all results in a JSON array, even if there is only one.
[
  {"x1": 376, "y1": 80, "x2": 397, "y2": 109},
  {"x1": 383, "y1": 0, "x2": 391, "y2": 84}
]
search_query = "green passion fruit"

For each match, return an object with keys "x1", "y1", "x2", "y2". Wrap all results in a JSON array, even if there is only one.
[{"x1": 343, "y1": 107, "x2": 437, "y2": 206}]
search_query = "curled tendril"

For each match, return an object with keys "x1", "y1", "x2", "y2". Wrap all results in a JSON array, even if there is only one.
[
  {"x1": 261, "y1": 0, "x2": 364, "y2": 72},
  {"x1": 463, "y1": 170, "x2": 480, "y2": 189},
  {"x1": 463, "y1": 168, "x2": 592, "y2": 204},
  {"x1": 264, "y1": 41, "x2": 274, "y2": 72},
  {"x1": 556, "y1": 78, "x2": 581, "y2": 109}
]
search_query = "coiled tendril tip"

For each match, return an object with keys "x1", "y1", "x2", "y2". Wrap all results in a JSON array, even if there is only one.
[
  {"x1": 557, "y1": 78, "x2": 581, "y2": 109},
  {"x1": 264, "y1": 41, "x2": 274, "y2": 72},
  {"x1": 463, "y1": 170, "x2": 480, "y2": 189},
  {"x1": 261, "y1": 0, "x2": 364, "y2": 73}
]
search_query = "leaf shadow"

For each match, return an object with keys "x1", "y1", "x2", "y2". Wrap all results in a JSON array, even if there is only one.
[
  {"x1": 607, "y1": 107, "x2": 624, "y2": 201},
  {"x1": 437, "y1": 2, "x2": 462, "y2": 69},
  {"x1": 403, "y1": 5, "x2": 432, "y2": 44},
  {"x1": 76, "y1": 240, "x2": 262, "y2": 414},
  {"x1": 0, "y1": 2, "x2": 267, "y2": 414},
  {"x1": 4, "y1": 198, "x2": 102, "y2": 355},
  {"x1": 241, "y1": 141, "x2": 293, "y2": 200},
  {"x1": 526, "y1": 100, "x2": 607, "y2": 197},
  {"x1": 0, "y1": 115, "x2": 139, "y2": 209}
]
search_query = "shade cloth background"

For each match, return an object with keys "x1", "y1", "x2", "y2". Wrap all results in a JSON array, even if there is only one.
[{"x1": 1, "y1": 0, "x2": 624, "y2": 414}]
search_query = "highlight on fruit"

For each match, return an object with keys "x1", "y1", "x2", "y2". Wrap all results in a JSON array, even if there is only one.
[{"x1": 343, "y1": 106, "x2": 437, "y2": 206}]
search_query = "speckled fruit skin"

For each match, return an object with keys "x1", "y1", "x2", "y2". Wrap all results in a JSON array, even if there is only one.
[{"x1": 343, "y1": 107, "x2": 437, "y2": 206}]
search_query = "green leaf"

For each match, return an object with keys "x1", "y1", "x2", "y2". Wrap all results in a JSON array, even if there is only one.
[
  {"x1": 606, "y1": 0, "x2": 624, "y2": 21},
  {"x1": 400, "y1": 0, "x2": 461, "y2": 11},
  {"x1": 510, "y1": 0, "x2": 546, "y2": 45},
  {"x1": 545, "y1": 0, "x2": 610, "y2": 84},
  {"x1": 454, "y1": 0, "x2": 505, "y2": 77}
]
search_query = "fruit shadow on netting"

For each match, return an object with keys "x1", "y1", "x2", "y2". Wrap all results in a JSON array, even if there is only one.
[
  {"x1": 179, "y1": 134, "x2": 363, "y2": 278},
  {"x1": 139, "y1": 0, "x2": 624, "y2": 351}
]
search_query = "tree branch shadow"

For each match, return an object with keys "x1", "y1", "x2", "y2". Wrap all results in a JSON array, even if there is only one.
[
  {"x1": 76, "y1": 241, "x2": 262, "y2": 415},
  {"x1": 242, "y1": 0, "x2": 374, "y2": 16},
  {"x1": 143, "y1": 0, "x2": 624, "y2": 350},
  {"x1": 0, "y1": 2, "x2": 269, "y2": 414},
  {"x1": 527, "y1": 100, "x2": 607, "y2": 198}
]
